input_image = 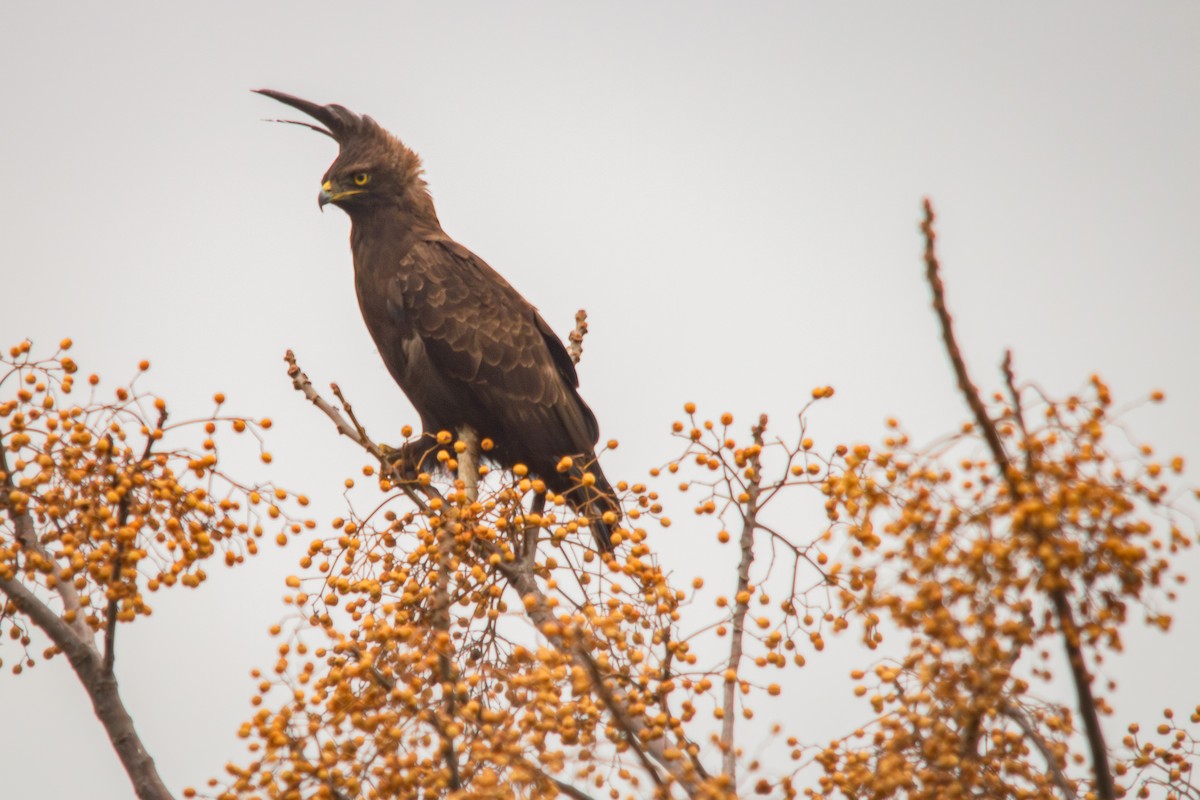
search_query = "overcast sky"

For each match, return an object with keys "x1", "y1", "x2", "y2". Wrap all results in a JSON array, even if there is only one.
[{"x1": 2, "y1": 3, "x2": 1199, "y2": 797}]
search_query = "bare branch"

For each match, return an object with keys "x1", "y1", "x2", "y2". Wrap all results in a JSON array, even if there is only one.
[
  {"x1": 921, "y1": 199, "x2": 1014, "y2": 493},
  {"x1": 286, "y1": 351, "x2": 383, "y2": 456},
  {"x1": 286, "y1": 350, "x2": 434, "y2": 512}
]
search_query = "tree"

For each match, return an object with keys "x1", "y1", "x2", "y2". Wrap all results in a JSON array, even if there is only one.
[
  {"x1": 0, "y1": 344, "x2": 313, "y2": 800},
  {"x1": 3, "y1": 203, "x2": 1196, "y2": 799}
]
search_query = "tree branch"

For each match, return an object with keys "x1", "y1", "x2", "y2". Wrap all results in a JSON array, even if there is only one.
[
  {"x1": 921, "y1": 199, "x2": 1013, "y2": 488},
  {"x1": 455, "y1": 425, "x2": 480, "y2": 502},
  {"x1": 427, "y1": 425, "x2": 483, "y2": 792},
  {"x1": 330, "y1": 382, "x2": 370, "y2": 445},
  {"x1": 1049, "y1": 589, "x2": 1114, "y2": 799},
  {"x1": 286, "y1": 351, "x2": 387, "y2": 458},
  {"x1": 538, "y1": 772, "x2": 597, "y2": 800},
  {"x1": 0, "y1": 576, "x2": 173, "y2": 800},
  {"x1": 1001, "y1": 350, "x2": 1034, "y2": 478},
  {"x1": 721, "y1": 414, "x2": 766, "y2": 779},
  {"x1": 0, "y1": 445, "x2": 98, "y2": 649},
  {"x1": 494, "y1": 559, "x2": 710, "y2": 794},
  {"x1": 285, "y1": 350, "x2": 434, "y2": 512},
  {"x1": 921, "y1": 198, "x2": 1114, "y2": 800},
  {"x1": 103, "y1": 407, "x2": 165, "y2": 675},
  {"x1": 522, "y1": 493, "x2": 546, "y2": 564},
  {"x1": 288, "y1": 350, "x2": 713, "y2": 795}
]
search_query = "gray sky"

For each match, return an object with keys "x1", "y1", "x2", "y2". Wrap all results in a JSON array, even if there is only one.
[{"x1": 2, "y1": 3, "x2": 1199, "y2": 797}]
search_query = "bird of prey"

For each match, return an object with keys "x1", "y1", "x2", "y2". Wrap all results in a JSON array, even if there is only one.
[{"x1": 256, "y1": 89, "x2": 619, "y2": 552}]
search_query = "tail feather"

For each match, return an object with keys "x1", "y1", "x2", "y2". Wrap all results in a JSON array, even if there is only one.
[{"x1": 566, "y1": 461, "x2": 620, "y2": 553}]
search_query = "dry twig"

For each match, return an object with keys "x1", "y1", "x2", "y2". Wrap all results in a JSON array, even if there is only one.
[{"x1": 567, "y1": 309, "x2": 588, "y2": 365}]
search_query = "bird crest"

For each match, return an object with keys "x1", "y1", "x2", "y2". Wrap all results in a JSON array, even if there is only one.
[
  {"x1": 255, "y1": 89, "x2": 427, "y2": 197},
  {"x1": 257, "y1": 89, "x2": 618, "y2": 551}
]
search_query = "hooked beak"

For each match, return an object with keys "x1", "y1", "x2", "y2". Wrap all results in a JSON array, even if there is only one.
[{"x1": 318, "y1": 180, "x2": 362, "y2": 211}]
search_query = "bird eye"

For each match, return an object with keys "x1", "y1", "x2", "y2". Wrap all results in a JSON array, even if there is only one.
[{"x1": 353, "y1": 172, "x2": 371, "y2": 186}]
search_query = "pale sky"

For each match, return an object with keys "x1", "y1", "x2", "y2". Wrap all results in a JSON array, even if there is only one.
[{"x1": 2, "y1": 3, "x2": 1199, "y2": 798}]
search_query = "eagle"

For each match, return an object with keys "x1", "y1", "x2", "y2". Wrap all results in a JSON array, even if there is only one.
[{"x1": 257, "y1": 89, "x2": 619, "y2": 552}]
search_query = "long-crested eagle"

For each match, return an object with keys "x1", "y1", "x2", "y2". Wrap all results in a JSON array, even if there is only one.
[{"x1": 256, "y1": 89, "x2": 619, "y2": 552}]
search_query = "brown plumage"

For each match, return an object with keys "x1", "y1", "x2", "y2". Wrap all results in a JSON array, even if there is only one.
[{"x1": 256, "y1": 89, "x2": 618, "y2": 551}]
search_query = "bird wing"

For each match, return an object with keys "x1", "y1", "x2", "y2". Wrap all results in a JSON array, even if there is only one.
[{"x1": 387, "y1": 237, "x2": 600, "y2": 447}]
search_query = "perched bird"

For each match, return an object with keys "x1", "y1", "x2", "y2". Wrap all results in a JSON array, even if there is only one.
[{"x1": 256, "y1": 89, "x2": 618, "y2": 552}]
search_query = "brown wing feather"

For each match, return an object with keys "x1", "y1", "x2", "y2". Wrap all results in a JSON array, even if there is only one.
[{"x1": 387, "y1": 238, "x2": 598, "y2": 459}]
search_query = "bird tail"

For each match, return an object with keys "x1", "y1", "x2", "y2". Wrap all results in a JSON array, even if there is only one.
[{"x1": 567, "y1": 460, "x2": 621, "y2": 553}]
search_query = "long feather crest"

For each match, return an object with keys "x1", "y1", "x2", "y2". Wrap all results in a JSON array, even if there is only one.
[{"x1": 253, "y1": 89, "x2": 365, "y2": 142}]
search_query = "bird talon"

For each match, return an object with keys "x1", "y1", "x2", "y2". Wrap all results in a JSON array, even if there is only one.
[{"x1": 380, "y1": 436, "x2": 441, "y2": 481}]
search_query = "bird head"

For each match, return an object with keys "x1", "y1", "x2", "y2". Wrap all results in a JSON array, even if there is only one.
[{"x1": 254, "y1": 89, "x2": 434, "y2": 220}]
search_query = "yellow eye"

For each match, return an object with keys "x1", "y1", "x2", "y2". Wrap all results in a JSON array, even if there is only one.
[{"x1": 353, "y1": 172, "x2": 371, "y2": 186}]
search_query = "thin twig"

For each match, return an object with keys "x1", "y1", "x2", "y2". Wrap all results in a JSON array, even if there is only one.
[
  {"x1": 1001, "y1": 350, "x2": 1034, "y2": 478},
  {"x1": 721, "y1": 414, "x2": 766, "y2": 780},
  {"x1": 101, "y1": 431, "x2": 124, "y2": 677},
  {"x1": 1001, "y1": 701, "x2": 1079, "y2": 800},
  {"x1": 103, "y1": 407, "x2": 167, "y2": 675},
  {"x1": 577, "y1": 642, "x2": 667, "y2": 792},
  {"x1": 330, "y1": 383, "x2": 370, "y2": 444},
  {"x1": 103, "y1": 518, "x2": 125, "y2": 673}
]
